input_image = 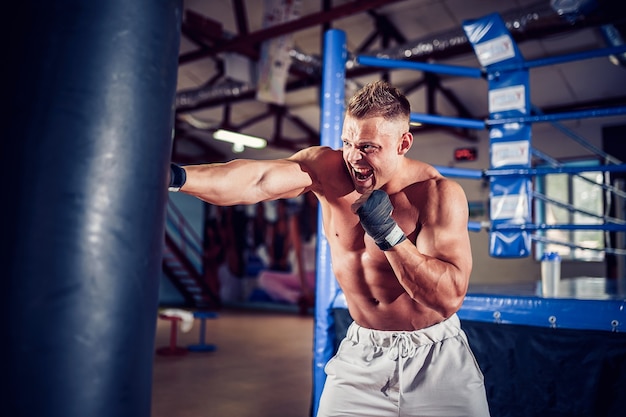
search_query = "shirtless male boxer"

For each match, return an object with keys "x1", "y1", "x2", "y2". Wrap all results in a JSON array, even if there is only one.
[{"x1": 168, "y1": 80, "x2": 490, "y2": 417}]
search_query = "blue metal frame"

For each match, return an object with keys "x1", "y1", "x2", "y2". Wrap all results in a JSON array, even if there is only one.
[
  {"x1": 313, "y1": 28, "x2": 346, "y2": 417},
  {"x1": 459, "y1": 294, "x2": 625, "y2": 332}
]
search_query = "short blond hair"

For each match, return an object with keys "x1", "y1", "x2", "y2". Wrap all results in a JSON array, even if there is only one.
[{"x1": 346, "y1": 80, "x2": 410, "y2": 123}]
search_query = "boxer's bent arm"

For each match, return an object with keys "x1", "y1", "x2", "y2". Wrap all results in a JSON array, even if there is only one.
[
  {"x1": 385, "y1": 180, "x2": 472, "y2": 318},
  {"x1": 180, "y1": 158, "x2": 314, "y2": 206}
]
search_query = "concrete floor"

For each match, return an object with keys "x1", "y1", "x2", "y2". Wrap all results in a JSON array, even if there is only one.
[{"x1": 152, "y1": 308, "x2": 315, "y2": 417}]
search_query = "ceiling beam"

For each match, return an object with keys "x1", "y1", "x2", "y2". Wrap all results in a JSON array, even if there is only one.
[
  {"x1": 179, "y1": 0, "x2": 409, "y2": 64},
  {"x1": 232, "y1": 0, "x2": 249, "y2": 36}
]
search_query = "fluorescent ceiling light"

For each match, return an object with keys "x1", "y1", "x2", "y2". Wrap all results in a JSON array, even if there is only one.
[{"x1": 213, "y1": 129, "x2": 267, "y2": 153}]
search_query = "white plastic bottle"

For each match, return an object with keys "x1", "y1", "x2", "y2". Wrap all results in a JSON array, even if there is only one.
[{"x1": 541, "y1": 252, "x2": 561, "y2": 297}]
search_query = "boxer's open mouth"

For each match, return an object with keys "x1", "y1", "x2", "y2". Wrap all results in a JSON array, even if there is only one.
[{"x1": 353, "y1": 167, "x2": 373, "y2": 181}]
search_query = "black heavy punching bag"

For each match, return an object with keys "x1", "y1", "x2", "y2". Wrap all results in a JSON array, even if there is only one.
[{"x1": 2, "y1": 1, "x2": 182, "y2": 416}]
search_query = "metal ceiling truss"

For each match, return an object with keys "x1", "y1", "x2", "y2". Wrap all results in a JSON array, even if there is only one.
[
  {"x1": 175, "y1": 0, "x2": 412, "y2": 160},
  {"x1": 174, "y1": 0, "x2": 626, "y2": 161}
]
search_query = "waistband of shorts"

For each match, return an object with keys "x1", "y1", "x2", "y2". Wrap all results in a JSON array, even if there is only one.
[{"x1": 346, "y1": 314, "x2": 462, "y2": 347}]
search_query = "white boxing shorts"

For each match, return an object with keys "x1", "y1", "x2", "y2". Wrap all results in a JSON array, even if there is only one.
[{"x1": 317, "y1": 314, "x2": 490, "y2": 417}]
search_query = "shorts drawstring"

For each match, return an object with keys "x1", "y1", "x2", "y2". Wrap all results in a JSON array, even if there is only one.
[
  {"x1": 387, "y1": 333, "x2": 417, "y2": 360},
  {"x1": 381, "y1": 333, "x2": 418, "y2": 397}
]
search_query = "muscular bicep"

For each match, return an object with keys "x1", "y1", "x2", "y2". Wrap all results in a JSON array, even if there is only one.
[
  {"x1": 182, "y1": 157, "x2": 314, "y2": 206},
  {"x1": 415, "y1": 181, "x2": 472, "y2": 276},
  {"x1": 256, "y1": 158, "x2": 315, "y2": 201}
]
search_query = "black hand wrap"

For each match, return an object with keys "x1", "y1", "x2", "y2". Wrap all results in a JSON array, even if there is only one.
[
  {"x1": 169, "y1": 163, "x2": 187, "y2": 192},
  {"x1": 356, "y1": 190, "x2": 406, "y2": 251}
]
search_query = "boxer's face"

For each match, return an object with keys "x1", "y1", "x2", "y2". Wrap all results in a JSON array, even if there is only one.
[{"x1": 342, "y1": 115, "x2": 412, "y2": 194}]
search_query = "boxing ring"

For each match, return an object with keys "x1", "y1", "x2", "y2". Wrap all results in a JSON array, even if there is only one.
[{"x1": 313, "y1": 14, "x2": 626, "y2": 417}]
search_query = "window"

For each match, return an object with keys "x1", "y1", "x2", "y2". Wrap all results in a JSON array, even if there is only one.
[{"x1": 534, "y1": 159, "x2": 604, "y2": 262}]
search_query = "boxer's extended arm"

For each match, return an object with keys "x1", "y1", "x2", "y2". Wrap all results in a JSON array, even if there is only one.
[
  {"x1": 171, "y1": 159, "x2": 311, "y2": 205},
  {"x1": 169, "y1": 147, "x2": 325, "y2": 206}
]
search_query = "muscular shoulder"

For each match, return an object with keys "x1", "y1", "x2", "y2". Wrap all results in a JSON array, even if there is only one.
[
  {"x1": 287, "y1": 146, "x2": 346, "y2": 192},
  {"x1": 401, "y1": 160, "x2": 468, "y2": 220},
  {"x1": 288, "y1": 145, "x2": 339, "y2": 163},
  {"x1": 421, "y1": 176, "x2": 469, "y2": 226}
]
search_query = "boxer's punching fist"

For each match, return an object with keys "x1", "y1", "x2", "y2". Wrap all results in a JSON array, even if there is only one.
[
  {"x1": 169, "y1": 163, "x2": 186, "y2": 192},
  {"x1": 353, "y1": 190, "x2": 406, "y2": 251}
]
